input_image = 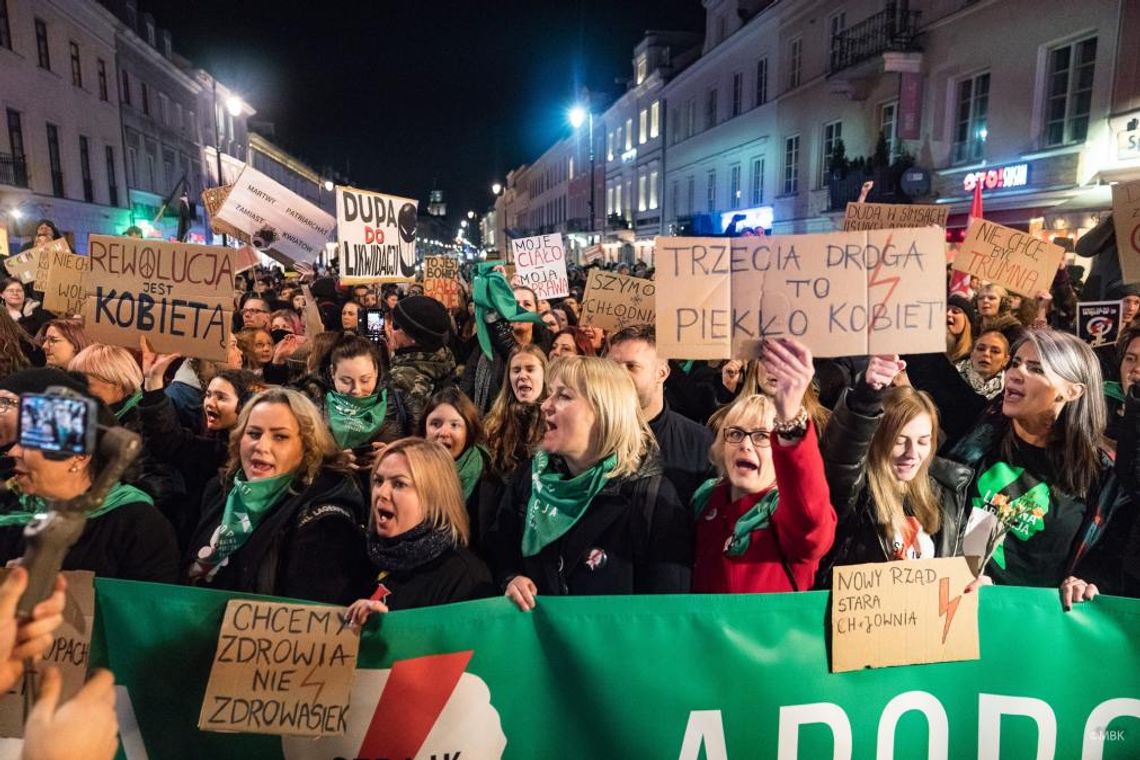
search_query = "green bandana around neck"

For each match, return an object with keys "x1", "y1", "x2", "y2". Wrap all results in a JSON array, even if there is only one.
[
  {"x1": 1105, "y1": 380, "x2": 1125, "y2": 404},
  {"x1": 472, "y1": 262, "x2": 543, "y2": 358},
  {"x1": 115, "y1": 391, "x2": 143, "y2": 420},
  {"x1": 203, "y1": 471, "x2": 294, "y2": 569},
  {"x1": 692, "y1": 478, "x2": 780, "y2": 556},
  {"x1": 455, "y1": 445, "x2": 486, "y2": 501},
  {"x1": 6, "y1": 482, "x2": 153, "y2": 527},
  {"x1": 522, "y1": 450, "x2": 617, "y2": 557},
  {"x1": 326, "y1": 389, "x2": 388, "y2": 449}
]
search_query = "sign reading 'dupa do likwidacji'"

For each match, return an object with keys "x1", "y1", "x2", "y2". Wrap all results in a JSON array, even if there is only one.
[
  {"x1": 580, "y1": 269, "x2": 656, "y2": 332},
  {"x1": 214, "y1": 166, "x2": 335, "y2": 265},
  {"x1": 511, "y1": 234, "x2": 569, "y2": 298},
  {"x1": 81, "y1": 236, "x2": 236, "y2": 362},
  {"x1": 198, "y1": 599, "x2": 360, "y2": 737},
  {"x1": 336, "y1": 187, "x2": 418, "y2": 285},
  {"x1": 831, "y1": 557, "x2": 980, "y2": 673},
  {"x1": 654, "y1": 229, "x2": 946, "y2": 360},
  {"x1": 952, "y1": 218, "x2": 1066, "y2": 298},
  {"x1": 842, "y1": 202, "x2": 949, "y2": 231}
]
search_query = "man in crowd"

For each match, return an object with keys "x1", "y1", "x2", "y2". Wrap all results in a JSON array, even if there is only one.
[
  {"x1": 608, "y1": 325, "x2": 714, "y2": 506},
  {"x1": 387, "y1": 295, "x2": 457, "y2": 428},
  {"x1": 342, "y1": 301, "x2": 361, "y2": 333},
  {"x1": 239, "y1": 295, "x2": 271, "y2": 330}
]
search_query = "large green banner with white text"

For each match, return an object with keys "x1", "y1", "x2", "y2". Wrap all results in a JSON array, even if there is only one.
[{"x1": 90, "y1": 580, "x2": 1140, "y2": 759}]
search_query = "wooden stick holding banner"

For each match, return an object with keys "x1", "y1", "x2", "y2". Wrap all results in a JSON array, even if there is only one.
[
  {"x1": 952, "y1": 219, "x2": 1065, "y2": 297},
  {"x1": 81, "y1": 235, "x2": 237, "y2": 361},
  {"x1": 336, "y1": 187, "x2": 418, "y2": 284}
]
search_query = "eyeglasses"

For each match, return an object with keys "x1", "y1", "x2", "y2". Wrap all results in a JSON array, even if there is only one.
[
  {"x1": 42, "y1": 337, "x2": 67, "y2": 345},
  {"x1": 242, "y1": 308, "x2": 269, "y2": 315},
  {"x1": 723, "y1": 426, "x2": 771, "y2": 448}
]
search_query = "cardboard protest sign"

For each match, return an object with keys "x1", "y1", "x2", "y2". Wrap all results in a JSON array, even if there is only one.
[
  {"x1": 215, "y1": 166, "x2": 335, "y2": 265},
  {"x1": 655, "y1": 229, "x2": 946, "y2": 359},
  {"x1": 3, "y1": 239, "x2": 69, "y2": 284},
  {"x1": 1076, "y1": 300, "x2": 1123, "y2": 348},
  {"x1": 202, "y1": 185, "x2": 251, "y2": 244},
  {"x1": 831, "y1": 557, "x2": 979, "y2": 672},
  {"x1": 233, "y1": 245, "x2": 261, "y2": 274},
  {"x1": 423, "y1": 255, "x2": 460, "y2": 309},
  {"x1": 0, "y1": 226, "x2": 8, "y2": 257},
  {"x1": 198, "y1": 599, "x2": 360, "y2": 737},
  {"x1": 0, "y1": 571, "x2": 95, "y2": 738},
  {"x1": 580, "y1": 269, "x2": 656, "y2": 332},
  {"x1": 582, "y1": 244, "x2": 605, "y2": 264},
  {"x1": 336, "y1": 187, "x2": 418, "y2": 284},
  {"x1": 1112, "y1": 179, "x2": 1140, "y2": 284},
  {"x1": 511, "y1": 234, "x2": 569, "y2": 298},
  {"x1": 843, "y1": 202, "x2": 948, "y2": 231},
  {"x1": 42, "y1": 249, "x2": 91, "y2": 315},
  {"x1": 81, "y1": 236, "x2": 236, "y2": 361},
  {"x1": 952, "y1": 219, "x2": 1065, "y2": 297}
]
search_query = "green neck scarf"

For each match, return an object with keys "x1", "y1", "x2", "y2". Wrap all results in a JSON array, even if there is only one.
[
  {"x1": 692, "y1": 477, "x2": 780, "y2": 556},
  {"x1": 326, "y1": 389, "x2": 388, "y2": 449},
  {"x1": 455, "y1": 445, "x2": 486, "y2": 501},
  {"x1": 1105, "y1": 380, "x2": 1125, "y2": 404},
  {"x1": 680, "y1": 360, "x2": 695, "y2": 374},
  {"x1": 522, "y1": 450, "x2": 617, "y2": 557},
  {"x1": 206, "y1": 471, "x2": 294, "y2": 567},
  {"x1": 114, "y1": 391, "x2": 143, "y2": 420},
  {"x1": 471, "y1": 262, "x2": 543, "y2": 358},
  {"x1": 3, "y1": 482, "x2": 153, "y2": 527}
]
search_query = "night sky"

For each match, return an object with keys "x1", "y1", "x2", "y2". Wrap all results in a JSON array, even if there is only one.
[{"x1": 151, "y1": 0, "x2": 706, "y2": 224}]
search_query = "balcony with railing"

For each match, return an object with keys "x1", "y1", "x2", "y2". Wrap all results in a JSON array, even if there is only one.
[
  {"x1": 829, "y1": 8, "x2": 923, "y2": 74},
  {"x1": 0, "y1": 153, "x2": 28, "y2": 188}
]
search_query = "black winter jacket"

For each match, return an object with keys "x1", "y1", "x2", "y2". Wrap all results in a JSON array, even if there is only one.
[
  {"x1": 364, "y1": 547, "x2": 495, "y2": 612},
  {"x1": 484, "y1": 453, "x2": 692, "y2": 596},
  {"x1": 186, "y1": 468, "x2": 373, "y2": 605},
  {"x1": 816, "y1": 387, "x2": 973, "y2": 588}
]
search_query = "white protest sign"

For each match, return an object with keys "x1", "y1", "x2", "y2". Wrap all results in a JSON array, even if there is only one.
[
  {"x1": 336, "y1": 187, "x2": 418, "y2": 284},
  {"x1": 215, "y1": 165, "x2": 335, "y2": 264},
  {"x1": 511, "y1": 234, "x2": 569, "y2": 298},
  {"x1": 655, "y1": 229, "x2": 946, "y2": 359}
]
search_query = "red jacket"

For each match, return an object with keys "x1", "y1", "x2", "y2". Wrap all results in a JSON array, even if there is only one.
[{"x1": 692, "y1": 423, "x2": 836, "y2": 593}]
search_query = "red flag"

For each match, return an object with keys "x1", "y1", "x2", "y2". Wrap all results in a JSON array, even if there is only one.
[{"x1": 949, "y1": 182, "x2": 983, "y2": 296}]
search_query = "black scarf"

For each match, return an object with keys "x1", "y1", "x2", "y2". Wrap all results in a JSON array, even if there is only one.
[{"x1": 366, "y1": 521, "x2": 454, "y2": 573}]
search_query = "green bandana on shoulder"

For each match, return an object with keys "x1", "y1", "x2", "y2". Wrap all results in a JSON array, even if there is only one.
[
  {"x1": 5, "y1": 482, "x2": 154, "y2": 527},
  {"x1": 522, "y1": 450, "x2": 617, "y2": 557},
  {"x1": 691, "y1": 477, "x2": 780, "y2": 557},
  {"x1": 455, "y1": 445, "x2": 486, "y2": 501},
  {"x1": 326, "y1": 389, "x2": 388, "y2": 450}
]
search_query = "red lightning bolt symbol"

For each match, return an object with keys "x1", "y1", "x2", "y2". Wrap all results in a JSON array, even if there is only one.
[
  {"x1": 938, "y1": 576, "x2": 962, "y2": 644},
  {"x1": 300, "y1": 665, "x2": 327, "y2": 702},
  {"x1": 868, "y1": 233, "x2": 901, "y2": 326}
]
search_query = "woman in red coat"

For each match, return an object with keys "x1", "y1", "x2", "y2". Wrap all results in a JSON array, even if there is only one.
[{"x1": 692, "y1": 337, "x2": 836, "y2": 593}]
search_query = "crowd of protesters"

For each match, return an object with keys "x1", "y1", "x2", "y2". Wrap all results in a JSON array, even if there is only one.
[{"x1": 1, "y1": 216, "x2": 1139, "y2": 753}]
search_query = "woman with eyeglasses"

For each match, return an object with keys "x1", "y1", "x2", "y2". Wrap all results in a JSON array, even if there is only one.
[
  {"x1": 692, "y1": 338, "x2": 836, "y2": 594},
  {"x1": 35, "y1": 319, "x2": 89, "y2": 370}
]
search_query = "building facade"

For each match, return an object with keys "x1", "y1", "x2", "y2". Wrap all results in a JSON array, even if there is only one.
[
  {"x1": 0, "y1": 0, "x2": 127, "y2": 252},
  {"x1": 249, "y1": 131, "x2": 333, "y2": 217}
]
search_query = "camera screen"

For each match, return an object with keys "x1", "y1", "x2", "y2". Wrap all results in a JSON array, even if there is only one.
[
  {"x1": 367, "y1": 311, "x2": 384, "y2": 334},
  {"x1": 19, "y1": 394, "x2": 91, "y2": 455}
]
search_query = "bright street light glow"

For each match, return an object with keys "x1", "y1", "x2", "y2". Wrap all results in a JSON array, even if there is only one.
[
  {"x1": 323, "y1": 180, "x2": 334, "y2": 192},
  {"x1": 225, "y1": 95, "x2": 244, "y2": 117},
  {"x1": 492, "y1": 182, "x2": 502, "y2": 195},
  {"x1": 568, "y1": 105, "x2": 587, "y2": 129},
  {"x1": 460, "y1": 220, "x2": 468, "y2": 228},
  {"x1": 467, "y1": 210, "x2": 475, "y2": 219},
  {"x1": 9, "y1": 209, "x2": 22, "y2": 220}
]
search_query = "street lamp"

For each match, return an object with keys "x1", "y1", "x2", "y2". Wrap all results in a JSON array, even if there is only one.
[
  {"x1": 323, "y1": 180, "x2": 334, "y2": 192},
  {"x1": 460, "y1": 220, "x2": 468, "y2": 229},
  {"x1": 466, "y1": 210, "x2": 475, "y2": 220},
  {"x1": 212, "y1": 79, "x2": 243, "y2": 246},
  {"x1": 568, "y1": 102, "x2": 596, "y2": 247},
  {"x1": 491, "y1": 182, "x2": 502, "y2": 195},
  {"x1": 225, "y1": 95, "x2": 244, "y2": 117}
]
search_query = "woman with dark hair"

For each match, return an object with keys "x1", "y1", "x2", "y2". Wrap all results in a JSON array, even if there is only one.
[
  {"x1": 946, "y1": 295, "x2": 978, "y2": 363},
  {"x1": 187, "y1": 388, "x2": 372, "y2": 603},
  {"x1": 345, "y1": 438, "x2": 494, "y2": 620},
  {"x1": 35, "y1": 319, "x2": 89, "y2": 370},
  {"x1": 419, "y1": 386, "x2": 492, "y2": 552},
  {"x1": 945, "y1": 329, "x2": 1127, "y2": 591},
  {"x1": 0, "y1": 308, "x2": 36, "y2": 378},
  {"x1": 138, "y1": 338, "x2": 264, "y2": 549},
  {"x1": 0, "y1": 372, "x2": 179, "y2": 582},
  {"x1": 817, "y1": 355, "x2": 972, "y2": 586},
  {"x1": 550, "y1": 328, "x2": 596, "y2": 359}
]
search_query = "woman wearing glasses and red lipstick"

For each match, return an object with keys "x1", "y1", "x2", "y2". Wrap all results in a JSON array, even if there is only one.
[{"x1": 692, "y1": 338, "x2": 836, "y2": 594}]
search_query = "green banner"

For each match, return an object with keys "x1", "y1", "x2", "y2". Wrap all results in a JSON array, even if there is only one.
[{"x1": 90, "y1": 580, "x2": 1140, "y2": 759}]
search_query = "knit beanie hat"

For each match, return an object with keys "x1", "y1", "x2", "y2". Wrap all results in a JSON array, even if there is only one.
[
  {"x1": 947, "y1": 293, "x2": 980, "y2": 336},
  {"x1": 391, "y1": 295, "x2": 452, "y2": 350},
  {"x1": 0, "y1": 367, "x2": 89, "y2": 397}
]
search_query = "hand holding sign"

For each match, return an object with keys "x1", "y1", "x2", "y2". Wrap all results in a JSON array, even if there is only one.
[
  {"x1": 140, "y1": 337, "x2": 181, "y2": 392},
  {"x1": 864, "y1": 354, "x2": 907, "y2": 390},
  {"x1": 761, "y1": 338, "x2": 813, "y2": 424},
  {"x1": 23, "y1": 667, "x2": 118, "y2": 760}
]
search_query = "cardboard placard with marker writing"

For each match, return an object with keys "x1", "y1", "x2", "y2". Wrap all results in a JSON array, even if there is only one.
[
  {"x1": 580, "y1": 269, "x2": 656, "y2": 332},
  {"x1": 215, "y1": 167, "x2": 335, "y2": 265},
  {"x1": 423, "y1": 256, "x2": 460, "y2": 309},
  {"x1": 81, "y1": 236, "x2": 237, "y2": 362},
  {"x1": 0, "y1": 571, "x2": 95, "y2": 738},
  {"x1": 952, "y1": 219, "x2": 1065, "y2": 298},
  {"x1": 511, "y1": 234, "x2": 569, "y2": 299},
  {"x1": 842, "y1": 202, "x2": 949, "y2": 231},
  {"x1": 1112, "y1": 179, "x2": 1140, "y2": 284},
  {"x1": 198, "y1": 599, "x2": 360, "y2": 737},
  {"x1": 654, "y1": 229, "x2": 946, "y2": 359},
  {"x1": 336, "y1": 187, "x2": 418, "y2": 285},
  {"x1": 41, "y1": 248, "x2": 91, "y2": 315},
  {"x1": 830, "y1": 557, "x2": 979, "y2": 672},
  {"x1": 3, "y1": 238, "x2": 70, "y2": 285}
]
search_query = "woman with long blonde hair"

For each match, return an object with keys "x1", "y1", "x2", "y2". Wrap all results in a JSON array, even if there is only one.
[
  {"x1": 817, "y1": 355, "x2": 973, "y2": 586},
  {"x1": 487, "y1": 355, "x2": 692, "y2": 608}
]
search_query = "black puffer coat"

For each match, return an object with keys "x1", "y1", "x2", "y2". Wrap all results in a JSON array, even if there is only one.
[{"x1": 815, "y1": 386, "x2": 973, "y2": 588}]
